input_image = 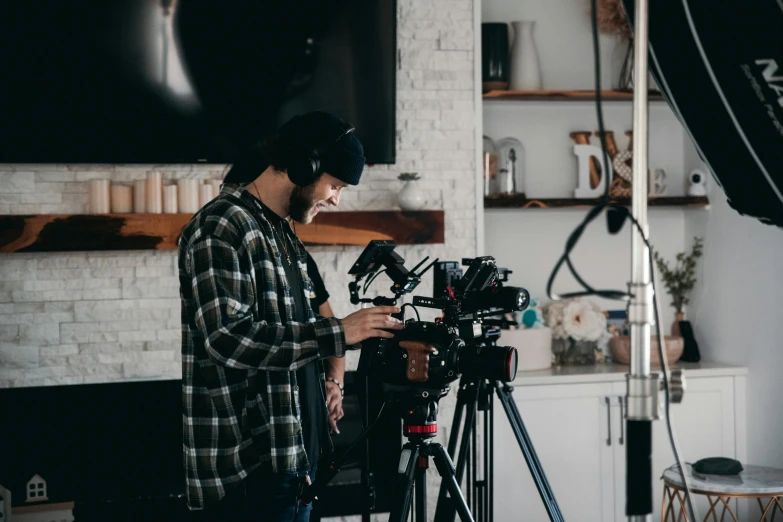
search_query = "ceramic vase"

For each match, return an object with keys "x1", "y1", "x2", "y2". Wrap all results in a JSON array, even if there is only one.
[
  {"x1": 509, "y1": 20, "x2": 542, "y2": 91},
  {"x1": 398, "y1": 180, "x2": 425, "y2": 211},
  {"x1": 481, "y1": 23, "x2": 510, "y2": 92}
]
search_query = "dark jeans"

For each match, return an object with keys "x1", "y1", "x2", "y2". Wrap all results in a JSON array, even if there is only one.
[{"x1": 193, "y1": 466, "x2": 316, "y2": 522}]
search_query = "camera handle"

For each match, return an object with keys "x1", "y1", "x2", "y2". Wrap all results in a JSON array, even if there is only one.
[{"x1": 298, "y1": 402, "x2": 389, "y2": 507}]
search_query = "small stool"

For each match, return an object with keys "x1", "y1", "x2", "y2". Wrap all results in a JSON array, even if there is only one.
[{"x1": 662, "y1": 464, "x2": 783, "y2": 521}]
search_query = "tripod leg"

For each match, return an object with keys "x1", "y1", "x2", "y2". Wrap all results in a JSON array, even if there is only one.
[
  {"x1": 362, "y1": 376, "x2": 372, "y2": 522},
  {"x1": 495, "y1": 382, "x2": 565, "y2": 522},
  {"x1": 389, "y1": 443, "x2": 420, "y2": 522},
  {"x1": 476, "y1": 380, "x2": 491, "y2": 522},
  {"x1": 434, "y1": 380, "x2": 479, "y2": 522},
  {"x1": 415, "y1": 460, "x2": 427, "y2": 522},
  {"x1": 430, "y1": 443, "x2": 475, "y2": 522},
  {"x1": 488, "y1": 383, "x2": 494, "y2": 522}
]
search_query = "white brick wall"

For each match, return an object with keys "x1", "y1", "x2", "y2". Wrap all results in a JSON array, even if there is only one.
[{"x1": 0, "y1": 1, "x2": 477, "y2": 517}]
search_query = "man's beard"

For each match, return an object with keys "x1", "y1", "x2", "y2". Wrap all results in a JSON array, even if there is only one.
[{"x1": 289, "y1": 183, "x2": 319, "y2": 224}]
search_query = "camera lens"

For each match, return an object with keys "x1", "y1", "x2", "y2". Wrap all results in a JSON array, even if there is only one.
[
  {"x1": 692, "y1": 173, "x2": 701, "y2": 183},
  {"x1": 465, "y1": 286, "x2": 530, "y2": 312},
  {"x1": 459, "y1": 345, "x2": 518, "y2": 382}
]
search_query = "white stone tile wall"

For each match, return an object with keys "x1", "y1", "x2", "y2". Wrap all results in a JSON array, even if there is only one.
[{"x1": 0, "y1": 1, "x2": 478, "y2": 518}]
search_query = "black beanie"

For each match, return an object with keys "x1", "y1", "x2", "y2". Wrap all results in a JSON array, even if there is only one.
[
  {"x1": 281, "y1": 111, "x2": 366, "y2": 186},
  {"x1": 319, "y1": 131, "x2": 365, "y2": 186},
  {"x1": 223, "y1": 111, "x2": 366, "y2": 185}
]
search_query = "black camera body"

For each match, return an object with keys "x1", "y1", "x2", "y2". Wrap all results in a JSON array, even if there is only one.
[{"x1": 359, "y1": 320, "x2": 465, "y2": 389}]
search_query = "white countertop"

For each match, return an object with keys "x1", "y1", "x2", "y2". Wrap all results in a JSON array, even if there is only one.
[{"x1": 513, "y1": 361, "x2": 748, "y2": 386}]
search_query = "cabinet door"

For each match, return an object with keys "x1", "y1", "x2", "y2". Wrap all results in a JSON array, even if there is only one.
[
  {"x1": 612, "y1": 376, "x2": 736, "y2": 521},
  {"x1": 493, "y1": 382, "x2": 615, "y2": 522}
]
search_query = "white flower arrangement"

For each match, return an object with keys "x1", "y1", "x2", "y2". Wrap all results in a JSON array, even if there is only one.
[
  {"x1": 542, "y1": 297, "x2": 611, "y2": 365},
  {"x1": 546, "y1": 298, "x2": 607, "y2": 341}
]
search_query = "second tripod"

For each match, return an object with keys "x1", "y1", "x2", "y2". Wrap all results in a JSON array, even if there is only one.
[{"x1": 433, "y1": 376, "x2": 565, "y2": 522}]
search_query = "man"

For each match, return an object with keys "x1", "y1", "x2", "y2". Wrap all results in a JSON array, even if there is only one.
[{"x1": 178, "y1": 111, "x2": 403, "y2": 521}]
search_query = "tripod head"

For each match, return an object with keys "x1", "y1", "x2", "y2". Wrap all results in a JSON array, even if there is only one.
[{"x1": 382, "y1": 383, "x2": 451, "y2": 440}]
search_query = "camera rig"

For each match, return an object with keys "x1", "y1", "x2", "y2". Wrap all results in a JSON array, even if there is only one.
[{"x1": 299, "y1": 241, "x2": 530, "y2": 522}]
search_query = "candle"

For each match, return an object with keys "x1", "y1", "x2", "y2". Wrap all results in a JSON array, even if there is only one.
[
  {"x1": 110, "y1": 184, "x2": 133, "y2": 213},
  {"x1": 163, "y1": 185, "x2": 178, "y2": 214},
  {"x1": 199, "y1": 184, "x2": 215, "y2": 207},
  {"x1": 146, "y1": 172, "x2": 163, "y2": 214},
  {"x1": 133, "y1": 180, "x2": 146, "y2": 213},
  {"x1": 89, "y1": 179, "x2": 110, "y2": 214},
  {"x1": 207, "y1": 179, "x2": 222, "y2": 195},
  {"x1": 177, "y1": 179, "x2": 200, "y2": 213}
]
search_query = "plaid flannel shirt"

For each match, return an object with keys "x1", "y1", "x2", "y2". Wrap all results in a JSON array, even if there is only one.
[{"x1": 178, "y1": 184, "x2": 346, "y2": 510}]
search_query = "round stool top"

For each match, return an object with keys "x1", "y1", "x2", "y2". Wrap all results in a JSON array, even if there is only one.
[{"x1": 663, "y1": 464, "x2": 783, "y2": 495}]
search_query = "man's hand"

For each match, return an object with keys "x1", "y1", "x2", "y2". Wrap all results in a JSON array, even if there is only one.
[
  {"x1": 342, "y1": 306, "x2": 403, "y2": 346},
  {"x1": 325, "y1": 380, "x2": 344, "y2": 434}
]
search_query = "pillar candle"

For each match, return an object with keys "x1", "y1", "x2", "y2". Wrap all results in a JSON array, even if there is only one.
[
  {"x1": 110, "y1": 184, "x2": 133, "y2": 214},
  {"x1": 146, "y1": 172, "x2": 163, "y2": 214},
  {"x1": 177, "y1": 179, "x2": 200, "y2": 213},
  {"x1": 89, "y1": 179, "x2": 110, "y2": 214},
  {"x1": 133, "y1": 180, "x2": 146, "y2": 213},
  {"x1": 199, "y1": 184, "x2": 215, "y2": 207},
  {"x1": 207, "y1": 179, "x2": 222, "y2": 195},
  {"x1": 163, "y1": 185, "x2": 178, "y2": 214}
]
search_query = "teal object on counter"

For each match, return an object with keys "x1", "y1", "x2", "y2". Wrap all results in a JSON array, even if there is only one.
[{"x1": 522, "y1": 309, "x2": 539, "y2": 328}]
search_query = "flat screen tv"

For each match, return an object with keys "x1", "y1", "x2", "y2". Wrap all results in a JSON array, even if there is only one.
[{"x1": 0, "y1": 0, "x2": 396, "y2": 164}]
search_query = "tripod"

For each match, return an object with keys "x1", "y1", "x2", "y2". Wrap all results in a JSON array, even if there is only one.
[
  {"x1": 387, "y1": 387, "x2": 475, "y2": 522},
  {"x1": 433, "y1": 376, "x2": 565, "y2": 522}
]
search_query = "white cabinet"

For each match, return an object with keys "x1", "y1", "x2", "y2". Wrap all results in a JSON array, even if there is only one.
[
  {"x1": 493, "y1": 364, "x2": 747, "y2": 522},
  {"x1": 493, "y1": 382, "x2": 616, "y2": 522}
]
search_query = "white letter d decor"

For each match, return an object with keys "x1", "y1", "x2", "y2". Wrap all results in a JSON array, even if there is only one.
[{"x1": 573, "y1": 144, "x2": 610, "y2": 198}]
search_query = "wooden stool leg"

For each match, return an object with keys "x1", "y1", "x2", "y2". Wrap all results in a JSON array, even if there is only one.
[
  {"x1": 716, "y1": 496, "x2": 738, "y2": 522},
  {"x1": 703, "y1": 495, "x2": 721, "y2": 522},
  {"x1": 760, "y1": 497, "x2": 779, "y2": 521},
  {"x1": 675, "y1": 489, "x2": 690, "y2": 522},
  {"x1": 773, "y1": 496, "x2": 783, "y2": 522},
  {"x1": 663, "y1": 485, "x2": 679, "y2": 522},
  {"x1": 662, "y1": 485, "x2": 671, "y2": 522}
]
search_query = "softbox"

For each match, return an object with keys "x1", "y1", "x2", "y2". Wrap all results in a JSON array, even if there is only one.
[{"x1": 624, "y1": 0, "x2": 783, "y2": 228}]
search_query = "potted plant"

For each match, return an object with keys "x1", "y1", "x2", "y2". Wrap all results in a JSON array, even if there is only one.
[
  {"x1": 596, "y1": 0, "x2": 633, "y2": 90},
  {"x1": 653, "y1": 237, "x2": 704, "y2": 336}
]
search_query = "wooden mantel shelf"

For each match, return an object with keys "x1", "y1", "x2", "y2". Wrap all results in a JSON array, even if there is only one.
[{"x1": 0, "y1": 211, "x2": 445, "y2": 253}]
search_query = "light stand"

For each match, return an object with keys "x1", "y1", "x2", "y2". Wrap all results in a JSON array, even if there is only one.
[{"x1": 625, "y1": 0, "x2": 659, "y2": 520}]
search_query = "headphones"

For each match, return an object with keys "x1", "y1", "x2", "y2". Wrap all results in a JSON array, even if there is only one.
[{"x1": 280, "y1": 115, "x2": 355, "y2": 186}]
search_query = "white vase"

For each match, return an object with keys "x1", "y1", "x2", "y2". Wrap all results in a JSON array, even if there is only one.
[
  {"x1": 509, "y1": 20, "x2": 542, "y2": 91},
  {"x1": 397, "y1": 180, "x2": 425, "y2": 211}
]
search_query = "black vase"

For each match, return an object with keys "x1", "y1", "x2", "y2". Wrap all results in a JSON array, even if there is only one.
[
  {"x1": 678, "y1": 320, "x2": 701, "y2": 362},
  {"x1": 481, "y1": 23, "x2": 509, "y2": 92}
]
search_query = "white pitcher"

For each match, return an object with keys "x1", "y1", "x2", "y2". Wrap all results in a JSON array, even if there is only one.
[{"x1": 509, "y1": 20, "x2": 542, "y2": 91}]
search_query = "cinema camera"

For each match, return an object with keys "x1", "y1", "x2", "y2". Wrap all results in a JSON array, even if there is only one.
[
  {"x1": 347, "y1": 240, "x2": 528, "y2": 425},
  {"x1": 299, "y1": 241, "x2": 529, "y2": 520}
]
